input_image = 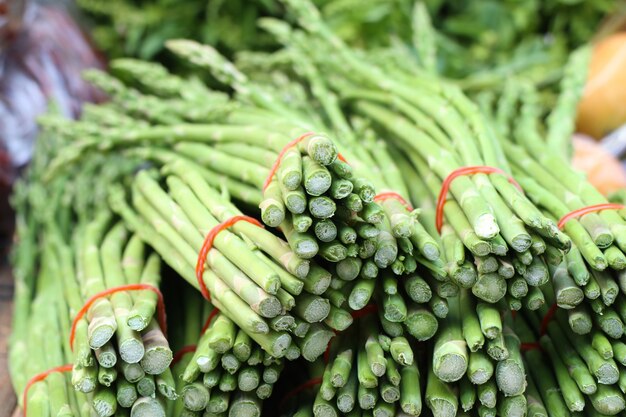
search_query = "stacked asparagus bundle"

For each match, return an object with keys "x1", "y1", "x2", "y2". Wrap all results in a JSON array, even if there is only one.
[
  {"x1": 109, "y1": 165, "x2": 347, "y2": 361},
  {"x1": 10, "y1": 217, "x2": 87, "y2": 417},
  {"x1": 443, "y1": 297, "x2": 528, "y2": 417},
  {"x1": 10, "y1": 139, "x2": 174, "y2": 417},
  {"x1": 12, "y1": 2, "x2": 626, "y2": 417},
  {"x1": 69, "y1": 218, "x2": 175, "y2": 417},
  {"x1": 282, "y1": 299, "x2": 527, "y2": 417},
  {"x1": 465, "y1": 79, "x2": 624, "y2": 416},
  {"x1": 283, "y1": 313, "x2": 423, "y2": 417},
  {"x1": 166, "y1": 39, "x2": 463, "y2": 326},
  {"x1": 166, "y1": 275, "x2": 283, "y2": 417},
  {"x1": 255, "y1": 0, "x2": 624, "y2": 321},
  {"x1": 477, "y1": 79, "x2": 626, "y2": 336},
  {"x1": 517, "y1": 302, "x2": 626, "y2": 416},
  {"x1": 179, "y1": 311, "x2": 285, "y2": 415}
]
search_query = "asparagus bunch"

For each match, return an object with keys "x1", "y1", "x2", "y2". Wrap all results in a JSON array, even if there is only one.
[
  {"x1": 248, "y1": 0, "x2": 626, "y2": 325},
  {"x1": 178, "y1": 311, "x2": 285, "y2": 416},
  {"x1": 109, "y1": 164, "x2": 350, "y2": 361},
  {"x1": 281, "y1": 302, "x2": 527, "y2": 417},
  {"x1": 11, "y1": 228, "x2": 89, "y2": 417},
  {"x1": 267, "y1": 4, "x2": 626, "y2": 378},
  {"x1": 362, "y1": 291, "x2": 525, "y2": 416},
  {"x1": 141, "y1": 47, "x2": 454, "y2": 340},
  {"x1": 9, "y1": 128, "x2": 175, "y2": 416},
  {"x1": 68, "y1": 218, "x2": 174, "y2": 417},
  {"x1": 476, "y1": 79, "x2": 626, "y2": 337},
  {"x1": 517, "y1": 307, "x2": 626, "y2": 416},
  {"x1": 281, "y1": 313, "x2": 423, "y2": 417},
  {"x1": 162, "y1": 39, "x2": 445, "y2": 280}
]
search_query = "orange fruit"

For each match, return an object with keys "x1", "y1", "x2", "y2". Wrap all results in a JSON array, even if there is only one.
[
  {"x1": 572, "y1": 134, "x2": 626, "y2": 195},
  {"x1": 576, "y1": 32, "x2": 626, "y2": 139}
]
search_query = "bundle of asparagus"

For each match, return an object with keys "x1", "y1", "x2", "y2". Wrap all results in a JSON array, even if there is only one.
[
  {"x1": 477, "y1": 79, "x2": 626, "y2": 338},
  {"x1": 281, "y1": 301, "x2": 527, "y2": 417},
  {"x1": 10, "y1": 218, "x2": 86, "y2": 417},
  {"x1": 281, "y1": 310, "x2": 423, "y2": 417},
  {"x1": 270, "y1": 0, "x2": 569, "y2": 295},
  {"x1": 10, "y1": 143, "x2": 175, "y2": 416},
  {"x1": 178, "y1": 311, "x2": 285, "y2": 416},
  {"x1": 109, "y1": 165, "x2": 347, "y2": 361},
  {"x1": 164, "y1": 270, "x2": 291, "y2": 417},
  {"x1": 517, "y1": 303, "x2": 626, "y2": 416},
  {"x1": 69, "y1": 219, "x2": 176, "y2": 417}
]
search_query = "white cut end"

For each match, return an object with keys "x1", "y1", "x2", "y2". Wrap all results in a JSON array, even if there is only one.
[
  {"x1": 120, "y1": 339, "x2": 145, "y2": 364},
  {"x1": 475, "y1": 213, "x2": 499, "y2": 239},
  {"x1": 89, "y1": 326, "x2": 115, "y2": 349}
]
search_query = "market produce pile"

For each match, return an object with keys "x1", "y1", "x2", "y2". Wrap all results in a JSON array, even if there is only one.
[{"x1": 9, "y1": 0, "x2": 626, "y2": 416}]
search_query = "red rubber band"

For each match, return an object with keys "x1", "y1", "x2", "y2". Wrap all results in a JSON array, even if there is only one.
[
  {"x1": 22, "y1": 364, "x2": 72, "y2": 416},
  {"x1": 284, "y1": 305, "x2": 380, "y2": 409},
  {"x1": 513, "y1": 304, "x2": 556, "y2": 352},
  {"x1": 323, "y1": 304, "x2": 379, "y2": 364},
  {"x1": 171, "y1": 309, "x2": 221, "y2": 367},
  {"x1": 373, "y1": 192, "x2": 413, "y2": 211},
  {"x1": 520, "y1": 342, "x2": 541, "y2": 352},
  {"x1": 540, "y1": 303, "x2": 558, "y2": 337},
  {"x1": 350, "y1": 303, "x2": 379, "y2": 320},
  {"x1": 195, "y1": 215, "x2": 264, "y2": 301},
  {"x1": 435, "y1": 166, "x2": 522, "y2": 234},
  {"x1": 69, "y1": 283, "x2": 167, "y2": 350},
  {"x1": 262, "y1": 132, "x2": 348, "y2": 191},
  {"x1": 263, "y1": 132, "x2": 315, "y2": 191},
  {"x1": 171, "y1": 345, "x2": 197, "y2": 366},
  {"x1": 201, "y1": 308, "x2": 221, "y2": 335},
  {"x1": 323, "y1": 330, "x2": 339, "y2": 365},
  {"x1": 557, "y1": 203, "x2": 625, "y2": 229},
  {"x1": 279, "y1": 377, "x2": 323, "y2": 410}
]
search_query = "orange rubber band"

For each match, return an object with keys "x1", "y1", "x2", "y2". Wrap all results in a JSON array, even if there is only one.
[
  {"x1": 263, "y1": 132, "x2": 315, "y2": 191},
  {"x1": 171, "y1": 309, "x2": 221, "y2": 366},
  {"x1": 22, "y1": 364, "x2": 72, "y2": 416},
  {"x1": 201, "y1": 308, "x2": 221, "y2": 335},
  {"x1": 515, "y1": 304, "x2": 557, "y2": 352},
  {"x1": 278, "y1": 377, "x2": 323, "y2": 410},
  {"x1": 540, "y1": 303, "x2": 558, "y2": 337},
  {"x1": 69, "y1": 283, "x2": 167, "y2": 350},
  {"x1": 171, "y1": 345, "x2": 197, "y2": 366},
  {"x1": 350, "y1": 303, "x2": 379, "y2": 320},
  {"x1": 373, "y1": 192, "x2": 413, "y2": 211},
  {"x1": 323, "y1": 304, "x2": 379, "y2": 364},
  {"x1": 558, "y1": 203, "x2": 625, "y2": 229},
  {"x1": 195, "y1": 215, "x2": 264, "y2": 301},
  {"x1": 520, "y1": 342, "x2": 541, "y2": 352},
  {"x1": 435, "y1": 166, "x2": 522, "y2": 234},
  {"x1": 262, "y1": 132, "x2": 348, "y2": 191}
]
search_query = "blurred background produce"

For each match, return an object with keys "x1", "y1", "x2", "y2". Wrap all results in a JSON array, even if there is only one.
[{"x1": 0, "y1": 0, "x2": 104, "y2": 256}]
